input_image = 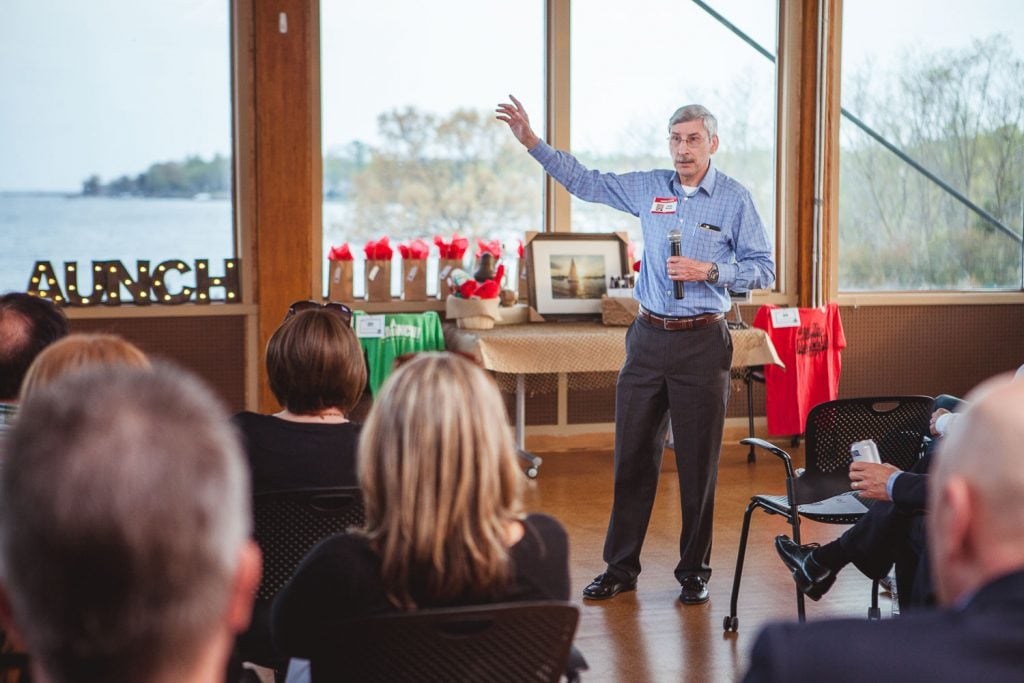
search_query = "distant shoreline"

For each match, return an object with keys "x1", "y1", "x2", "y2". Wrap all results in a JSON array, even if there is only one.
[{"x1": 0, "y1": 191, "x2": 231, "y2": 201}]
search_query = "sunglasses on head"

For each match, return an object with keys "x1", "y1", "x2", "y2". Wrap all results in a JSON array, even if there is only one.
[{"x1": 285, "y1": 300, "x2": 354, "y2": 324}]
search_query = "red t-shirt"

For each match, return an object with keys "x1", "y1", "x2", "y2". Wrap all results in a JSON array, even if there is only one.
[{"x1": 753, "y1": 303, "x2": 846, "y2": 435}]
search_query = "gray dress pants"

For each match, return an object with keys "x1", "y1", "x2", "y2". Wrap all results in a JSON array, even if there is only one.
[{"x1": 603, "y1": 315, "x2": 732, "y2": 583}]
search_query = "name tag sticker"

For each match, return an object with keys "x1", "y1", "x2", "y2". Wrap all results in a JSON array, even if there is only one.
[
  {"x1": 356, "y1": 314, "x2": 386, "y2": 338},
  {"x1": 770, "y1": 308, "x2": 801, "y2": 329},
  {"x1": 650, "y1": 197, "x2": 678, "y2": 214}
]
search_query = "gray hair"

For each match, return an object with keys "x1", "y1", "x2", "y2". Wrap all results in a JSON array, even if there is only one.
[
  {"x1": 0, "y1": 363, "x2": 250, "y2": 683},
  {"x1": 668, "y1": 104, "x2": 718, "y2": 138}
]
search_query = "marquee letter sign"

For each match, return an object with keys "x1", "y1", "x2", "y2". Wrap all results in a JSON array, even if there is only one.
[{"x1": 26, "y1": 258, "x2": 241, "y2": 307}]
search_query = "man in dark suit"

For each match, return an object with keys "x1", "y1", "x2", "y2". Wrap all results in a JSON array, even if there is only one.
[
  {"x1": 743, "y1": 374, "x2": 1024, "y2": 682},
  {"x1": 774, "y1": 441, "x2": 933, "y2": 607},
  {"x1": 773, "y1": 393, "x2": 976, "y2": 608}
]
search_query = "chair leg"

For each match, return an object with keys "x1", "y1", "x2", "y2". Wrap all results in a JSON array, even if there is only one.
[
  {"x1": 725, "y1": 501, "x2": 758, "y2": 632},
  {"x1": 868, "y1": 579, "x2": 881, "y2": 620},
  {"x1": 745, "y1": 374, "x2": 756, "y2": 463},
  {"x1": 790, "y1": 516, "x2": 806, "y2": 623}
]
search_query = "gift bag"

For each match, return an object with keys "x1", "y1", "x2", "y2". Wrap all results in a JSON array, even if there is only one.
[
  {"x1": 434, "y1": 234, "x2": 469, "y2": 299},
  {"x1": 364, "y1": 259, "x2": 392, "y2": 302},
  {"x1": 402, "y1": 259, "x2": 427, "y2": 301},
  {"x1": 437, "y1": 258, "x2": 463, "y2": 298},
  {"x1": 328, "y1": 259, "x2": 353, "y2": 301},
  {"x1": 518, "y1": 259, "x2": 530, "y2": 303},
  {"x1": 327, "y1": 245, "x2": 355, "y2": 301}
]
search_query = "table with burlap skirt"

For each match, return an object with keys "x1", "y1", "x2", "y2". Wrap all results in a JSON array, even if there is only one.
[{"x1": 450, "y1": 322, "x2": 783, "y2": 461}]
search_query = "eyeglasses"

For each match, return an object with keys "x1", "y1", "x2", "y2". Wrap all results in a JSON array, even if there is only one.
[
  {"x1": 285, "y1": 300, "x2": 353, "y2": 324},
  {"x1": 667, "y1": 133, "x2": 707, "y2": 149}
]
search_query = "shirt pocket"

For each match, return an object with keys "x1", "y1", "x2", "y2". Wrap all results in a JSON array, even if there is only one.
[{"x1": 689, "y1": 226, "x2": 732, "y2": 261}]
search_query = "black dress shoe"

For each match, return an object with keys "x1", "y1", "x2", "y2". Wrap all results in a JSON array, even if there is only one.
[
  {"x1": 774, "y1": 535, "x2": 836, "y2": 601},
  {"x1": 678, "y1": 575, "x2": 709, "y2": 605},
  {"x1": 582, "y1": 573, "x2": 636, "y2": 600}
]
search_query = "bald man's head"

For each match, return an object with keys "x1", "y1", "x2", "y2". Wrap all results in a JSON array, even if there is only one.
[
  {"x1": 928, "y1": 375, "x2": 1024, "y2": 606},
  {"x1": 0, "y1": 293, "x2": 69, "y2": 400}
]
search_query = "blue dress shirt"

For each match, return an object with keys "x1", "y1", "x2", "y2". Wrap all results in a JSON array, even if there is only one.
[{"x1": 529, "y1": 141, "x2": 776, "y2": 317}]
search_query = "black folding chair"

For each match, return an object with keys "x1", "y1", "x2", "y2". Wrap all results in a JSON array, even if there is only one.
[
  {"x1": 724, "y1": 396, "x2": 932, "y2": 632},
  {"x1": 310, "y1": 601, "x2": 582, "y2": 683},
  {"x1": 239, "y1": 487, "x2": 365, "y2": 676}
]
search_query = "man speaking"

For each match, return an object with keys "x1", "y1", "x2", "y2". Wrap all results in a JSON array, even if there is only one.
[{"x1": 497, "y1": 96, "x2": 774, "y2": 604}]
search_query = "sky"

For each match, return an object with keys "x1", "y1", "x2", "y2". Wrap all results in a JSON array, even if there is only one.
[{"x1": 2, "y1": 0, "x2": 1022, "y2": 192}]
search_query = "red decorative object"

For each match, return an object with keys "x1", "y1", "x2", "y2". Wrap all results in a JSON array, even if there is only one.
[
  {"x1": 434, "y1": 234, "x2": 469, "y2": 259},
  {"x1": 476, "y1": 239, "x2": 502, "y2": 258},
  {"x1": 363, "y1": 237, "x2": 393, "y2": 260},
  {"x1": 327, "y1": 244, "x2": 354, "y2": 261},
  {"x1": 398, "y1": 239, "x2": 430, "y2": 259}
]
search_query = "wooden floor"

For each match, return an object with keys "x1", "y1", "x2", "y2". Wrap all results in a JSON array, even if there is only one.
[{"x1": 521, "y1": 441, "x2": 894, "y2": 683}]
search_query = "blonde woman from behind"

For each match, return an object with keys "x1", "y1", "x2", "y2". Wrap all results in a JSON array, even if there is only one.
[{"x1": 272, "y1": 352, "x2": 576, "y2": 663}]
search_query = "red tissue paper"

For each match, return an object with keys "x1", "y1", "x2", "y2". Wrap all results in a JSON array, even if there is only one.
[
  {"x1": 398, "y1": 239, "x2": 430, "y2": 259},
  {"x1": 364, "y1": 237, "x2": 394, "y2": 260},
  {"x1": 327, "y1": 244, "x2": 353, "y2": 261},
  {"x1": 434, "y1": 234, "x2": 469, "y2": 259},
  {"x1": 476, "y1": 239, "x2": 502, "y2": 258},
  {"x1": 457, "y1": 279, "x2": 500, "y2": 299}
]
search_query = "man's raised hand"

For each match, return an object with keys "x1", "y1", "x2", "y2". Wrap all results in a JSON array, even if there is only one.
[{"x1": 496, "y1": 94, "x2": 540, "y2": 149}]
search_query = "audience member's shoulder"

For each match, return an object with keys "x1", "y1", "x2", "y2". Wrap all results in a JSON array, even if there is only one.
[
  {"x1": 231, "y1": 410, "x2": 261, "y2": 426},
  {"x1": 523, "y1": 512, "x2": 568, "y2": 540},
  {"x1": 308, "y1": 531, "x2": 373, "y2": 560}
]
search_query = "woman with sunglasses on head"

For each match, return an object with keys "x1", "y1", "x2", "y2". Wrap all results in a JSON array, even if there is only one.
[
  {"x1": 232, "y1": 303, "x2": 365, "y2": 671},
  {"x1": 271, "y1": 352, "x2": 583, "y2": 675},
  {"x1": 232, "y1": 302, "x2": 364, "y2": 495}
]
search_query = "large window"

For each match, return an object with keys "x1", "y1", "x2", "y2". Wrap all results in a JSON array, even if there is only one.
[
  {"x1": 0, "y1": 1, "x2": 235, "y2": 301},
  {"x1": 320, "y1": 1, "x2": 544, "y2": 296},
  {"x1": 839, "y1": 1, "x2": 1024, "y2": 292},
  {"x1": 570, "y1": 0, "x2": 778, "y2": 256}
]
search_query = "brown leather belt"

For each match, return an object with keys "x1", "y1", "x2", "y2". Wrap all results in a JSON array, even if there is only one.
[{"x1": 637, "y1": 307, "x2": 724, "y2": 331}]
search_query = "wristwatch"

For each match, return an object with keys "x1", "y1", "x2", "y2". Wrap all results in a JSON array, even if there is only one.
[{"x1": 706, "y1": 263, "x2": 720, "y2": 284}]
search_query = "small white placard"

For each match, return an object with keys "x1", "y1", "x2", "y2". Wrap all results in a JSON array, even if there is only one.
[
  {"x1": 367, "y1": 265, "x2": 380, "y2": 281},
  {"x1": 355, "y1": 314, "x2": 386, "y2": 338},
  {"x1": 439, "y1": 265, "x2": 453, "y2": 279},
  {"x1": 406, "y1": 265, "x2": 419, "y2": 281},
  {"x1": 770, "y1": 307, "x2": 801, "y2": 329}
]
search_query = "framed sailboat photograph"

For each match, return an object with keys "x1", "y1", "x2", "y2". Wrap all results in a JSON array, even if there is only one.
[{"x1": 525, "y1": 232, "x2": 630, "y2": 319}]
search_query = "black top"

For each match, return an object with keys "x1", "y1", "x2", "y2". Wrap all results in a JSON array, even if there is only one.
[
  {"x1": 743, "y1": 570, "x2": 1024, "y2": 683},
  {"x1": 231, "y1": 412, "x2": 361, "y2": 495},
  {"x1": 270, "y1": 513, "x2": 570, "y2": 658}
]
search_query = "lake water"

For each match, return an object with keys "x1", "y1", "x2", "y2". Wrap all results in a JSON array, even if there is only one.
[
  {"x1": 0, "y1": 193, "x2": 236, "y2": 295},
  {"x1": 0, "y1": 194, "x2": 515, "y2": 299}
]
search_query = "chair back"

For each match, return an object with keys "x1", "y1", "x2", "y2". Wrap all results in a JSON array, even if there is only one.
[
  {"x1": 310, "y1": 601, "x2": 579, "y2": 683},
  {"x1": 252, "y1": 486, "x2": 365, "y2": 601},
  {"x1": 803, "y1": 396, "x2": 933, "y2": 474}
]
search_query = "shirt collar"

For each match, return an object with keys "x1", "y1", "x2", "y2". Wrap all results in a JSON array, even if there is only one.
[{"x1": 672, "y1": 161, "x2": 718, "y2": 198}]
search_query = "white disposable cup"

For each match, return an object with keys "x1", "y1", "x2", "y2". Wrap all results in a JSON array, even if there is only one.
[{"x1": 850, "y1": 439, "x2": 881, "y2": 464}]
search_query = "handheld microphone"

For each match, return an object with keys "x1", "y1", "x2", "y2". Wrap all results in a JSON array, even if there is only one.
[{"x1": 668, "y1": 229, "x2": 684, "y2": 300}]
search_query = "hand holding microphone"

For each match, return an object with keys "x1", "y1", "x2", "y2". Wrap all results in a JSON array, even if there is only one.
[
  {"x1": 667, "y1": 231, "x2": 717, "y2": 299},
  {"x1": 668, "y1": 230, "x2": 685, "y2": 300}
]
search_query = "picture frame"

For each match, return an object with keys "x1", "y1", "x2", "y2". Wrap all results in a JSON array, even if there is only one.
[{"x1": 525, "y1": 231, "x2": 630, "y2": 320}]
